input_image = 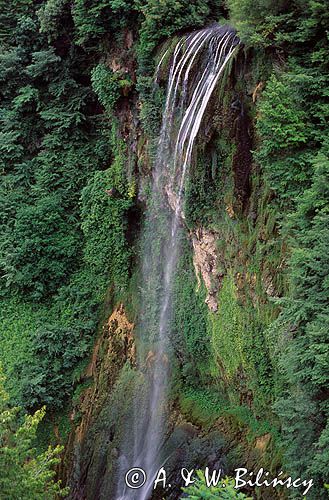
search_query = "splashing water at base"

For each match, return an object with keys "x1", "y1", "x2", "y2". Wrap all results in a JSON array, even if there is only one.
[{"x1": 116, "y1": 24, "x2": 239, "y2": 500}]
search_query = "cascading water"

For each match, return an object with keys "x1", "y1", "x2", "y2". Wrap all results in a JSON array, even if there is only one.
[{"x1": 116, "y1": 24, "x2": 239, "y2": 500}]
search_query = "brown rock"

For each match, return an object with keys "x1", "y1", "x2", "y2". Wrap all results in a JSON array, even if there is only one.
[{"x1": 192, "y1": 228, "x2": 222, "y2": 312}]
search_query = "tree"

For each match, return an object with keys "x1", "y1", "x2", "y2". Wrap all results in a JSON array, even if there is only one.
[
  {"x1": 275, "y1": 152, "x2": 329, "y2": 497},
  {"x1": 0, "y1": 370, "x2": 68, "y2": 499}
]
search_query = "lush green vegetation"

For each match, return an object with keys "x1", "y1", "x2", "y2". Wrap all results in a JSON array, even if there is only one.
[
  {"x1": 0, "y1": 0, "x2": 134, "y2": 415},
  {"x1": 0, "y1": 0, "x2": 328, "y2": 498},
  {"x1": 171, "y1": 240, "x2": 212, "y2": 385},
  {"x1": 0, "y1": 370, "x2": 68, "y2": 499},
  {"x1": 177, "y1": 1, "x2": 329, "y2": 497},
  {"x1": 244, "y1": 2, "x2": 329, "y2": 494},
  {"x1": 182, "y1": 471, "x2": 251, "y2": 499}
]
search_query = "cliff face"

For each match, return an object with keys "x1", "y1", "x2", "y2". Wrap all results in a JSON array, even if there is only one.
[
  {"x1": 62, "y1": 40, "x2": 283, "y2": 499},
  {"x1": 63, "y1": 305, "x2": 136, "y2": 499},
  {"x1": 1, "y1": 2, "x2": 327, "y2": 499}
]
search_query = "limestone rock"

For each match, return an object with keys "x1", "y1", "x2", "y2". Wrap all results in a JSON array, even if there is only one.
[
  {"x1": 164, "y1": 183, "x2": 185, "y2": 220},
  {"x1": 191, "y1": 227, "x2": 222, "y2": 312}
]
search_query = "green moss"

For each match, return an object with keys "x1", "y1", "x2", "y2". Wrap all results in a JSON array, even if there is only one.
[
  {"x1": 80, "y1": 363, "x2": 143, "y2": 498},
  {"x1": 209, "y1": 273, "x2": 248, "y2": 380},
  {"x1": 35, "y1": 408, "x2": 71, "y2": 454},
  {"x1": 180, "y1": 387, "x2": 225, "y2": 427},
  {"x1": 172, "y1": 238, "x2": 213, "y2": 384},
  {"x1": 179, "y1": 387, "x2": 281, "y2": 461},
  {"x1": 224, "y1": 404, "x2": 278, "y2": 441}
]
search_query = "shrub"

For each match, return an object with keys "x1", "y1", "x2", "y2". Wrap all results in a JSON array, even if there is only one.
[
  {"x1": 182, "y1": 470, "x2": 251, "y2": 499},
  {"x1": 0, "y1": 370, "x2": 68, "y2": 498}
]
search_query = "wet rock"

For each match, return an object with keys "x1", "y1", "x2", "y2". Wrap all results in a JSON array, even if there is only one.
[
  {"x1": 125, "y1": 29, "x2": 134, "y2": 50},
  {"x1": 226, "y1": 204, "x2": 235, "y2": 219},
  {"x1": 165, "y1": 184, "x2": 185, "y2": 220},
  {"x1": 191, "y1": 228, "x2": 222, "y2": 312},
  {"x1": 64, "y1": 305, "x2": 136, "y2": 499},
  {"x1": 255, "y1": 433, "x2": 271, "y2": 452},
  {"x1": 262, "y1": 273, "x2": 278, "y2": 298},
  {"x1": 252, "y1": 81, "x2": 264, "y2": 103},
  {"x1": 68, "y1": 306, "x2": 135, "y2": 444}
]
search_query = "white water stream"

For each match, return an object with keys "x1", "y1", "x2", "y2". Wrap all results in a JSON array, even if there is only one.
[{"x1": 116, "y1": 24, "x2": 239, "y2": 500}]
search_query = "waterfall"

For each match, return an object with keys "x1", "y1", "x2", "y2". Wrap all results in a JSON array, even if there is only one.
[{"x1": 116, "y1": 24, "x2": 239, "y2": 500}]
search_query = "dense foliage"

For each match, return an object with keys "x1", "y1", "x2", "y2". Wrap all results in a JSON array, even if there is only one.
[
  {"x1": 178, "y1": 1, "x2": 329, "y2": 496},
  {"x1": 182, "y1": 471, "x2": 251, "y2": 499},
  {"x1": 0, "y1": 370, "x2": 67, "y2": 499},
  {"x1": 0, "y1": 0, "x2": 328, "y2": 498},
  {"x1": 0, "y1": 0, "x2": 132, "y2": 413},
  {"x1": 245, "y1": 1, "x2": 329, "y2": 494}
]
